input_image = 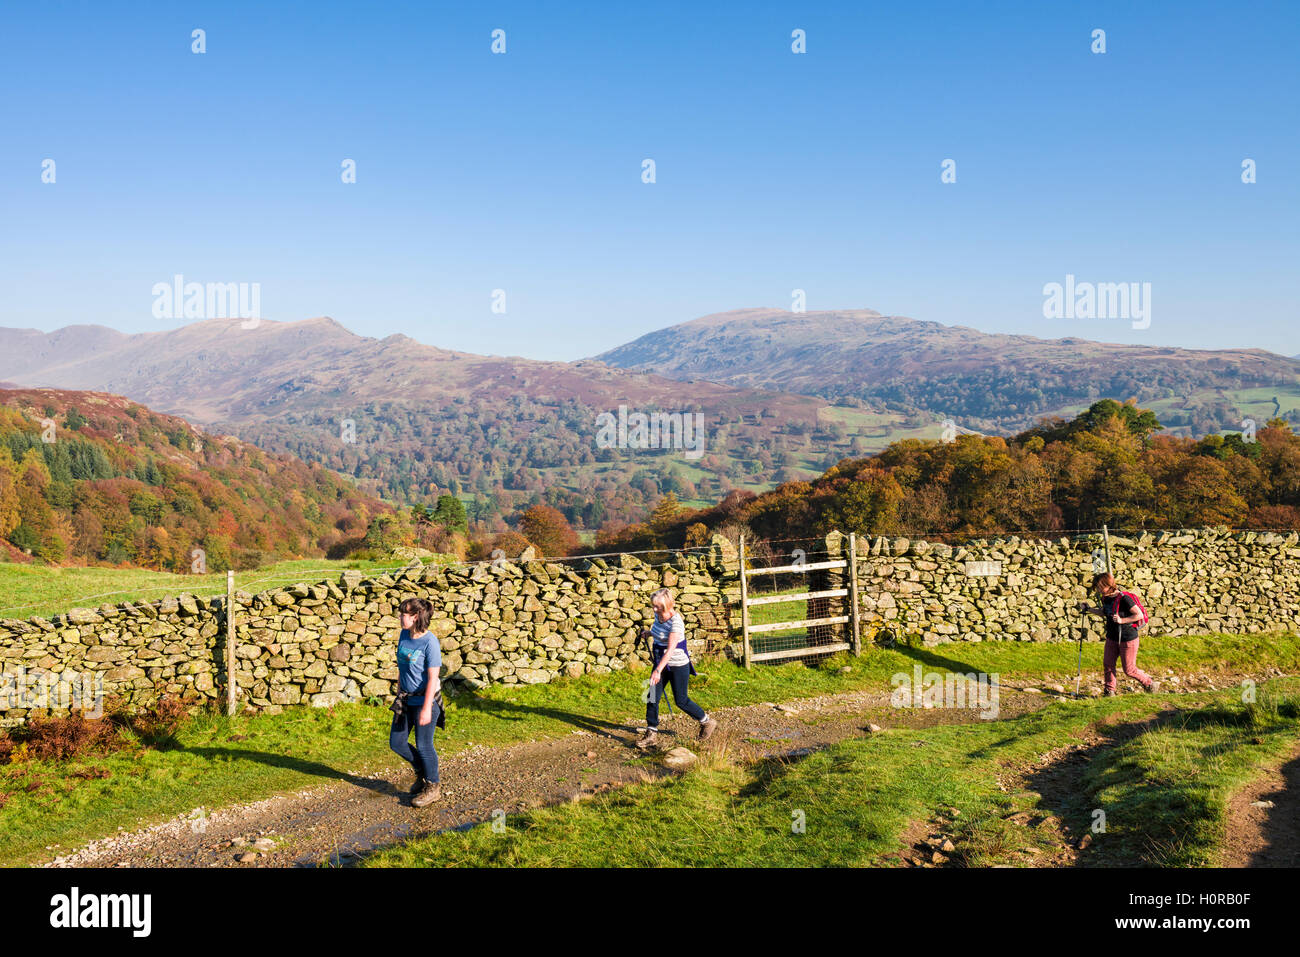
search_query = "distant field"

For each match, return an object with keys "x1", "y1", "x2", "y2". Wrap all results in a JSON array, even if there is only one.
[
  {"x1": 1145, "y1": 386, "x2": 1300, "y2": 436},
  {"x1": 0, "y1": 557, "x2": 449, "y2": 621},
  {"x1": 526, "y1": 403, "x2": 949, "y2": 508},
  {"x1": 1034, "y1": 386, "x2": 1300, "y2": 438},
  {"x1": 1222, "y1": 386, "x2": 1300, "y2": 421},
  {"x1": 817, "y1": 406, "x2": 899, "y2": 429},
  {"x1": 817, "y1": 405, "x2": 943, "y2": 445}
]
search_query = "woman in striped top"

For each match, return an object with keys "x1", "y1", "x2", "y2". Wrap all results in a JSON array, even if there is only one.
[{"x1": 635, "y1": 587, "x2": 719, "y2": 749}]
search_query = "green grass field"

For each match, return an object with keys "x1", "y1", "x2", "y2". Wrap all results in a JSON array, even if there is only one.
[
  {"x1": 2, "y1": 630, "x2": 1297, "y2": 867},
  {"x1": 1216, "y1": 386, "x2": 1300, "y2": 427},
  {"x1": 1038, "y1": 386, "x2": 1300, "y2": 438},
  {"x1": 0, "y1": 557, "x2": 451, "y2": 621},
  {"x1": 365, "y1": 678, "x2": 1300, "y2": 868},
  {"x1": 816, "y1": 405, "x2": 941, "y2": 444}
]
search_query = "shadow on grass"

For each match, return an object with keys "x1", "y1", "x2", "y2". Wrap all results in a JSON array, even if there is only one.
[
  {"x1": 174, "y1": 692, "x2": 642, "y2": 788},
  {"x1": 734, "y1": 746, "x2": 826, "y2": 800},
  {"x1": 126, "y1": 692, "x2": 654, "y2": 827},
  {"x1": 1018, "y1": 706, "x2": 1185, "y2": 867},
  {"x1": 168, "y1": 745, "x2": 402, "y2": 796},
  {"x1": 1018, "y1": 703, "x2": 1300, "y2": 867},
  {"x1": 891, "y1": 644, "x2": 992, "y2": 678},
  {"x1": 448, "y1": 695, "x2": 640, "y2": 741}
]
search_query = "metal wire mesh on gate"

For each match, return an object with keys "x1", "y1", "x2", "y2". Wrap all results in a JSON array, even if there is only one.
[{"x1": 738, "y1": 534, "x2": 860, "y2": 666}]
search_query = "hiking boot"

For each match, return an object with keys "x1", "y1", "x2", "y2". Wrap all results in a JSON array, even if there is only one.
[
  {"x1": 1103, "y1": 688, "x2": 1117, "y2": 697},
  {"x1": 699, "y1": 717, "x2": 719, "y2": 741},
  {"x1": 411, "y1": 781, "x2": 442, "y2": 807},
  {"x1": 1144, "y1": 680, "x2": 1160, "y2": 694},
  {"x1": 406, "y1": 773, "x2": 426, "y2": 797},
  {"x1": 635, "y1": 729, "x2": 659, "y2": 750}
]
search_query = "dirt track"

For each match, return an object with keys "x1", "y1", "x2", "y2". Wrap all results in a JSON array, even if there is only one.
[
  {"x1": 1221, "y1": 740, "x2": 1300, "y2": 867},
  {"x1": 40, "y1": 667, "x2": 1295, "y2": 868}
]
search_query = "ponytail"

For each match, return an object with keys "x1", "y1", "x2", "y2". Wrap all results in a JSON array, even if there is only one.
[
  {"x1": 1091, "y1": 572, "x2": 1117, "y2": 593},
  {"x1": 399, "y1": 596, "x2": 434, "y2": 634}
]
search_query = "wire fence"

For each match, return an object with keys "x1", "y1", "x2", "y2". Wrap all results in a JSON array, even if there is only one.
[
  {"x1": 2, "y1": 524, "x2": 1296, "y2": 623},
  {"x1": 0, "y1": 542, "x2": 727, "y2": 620},
  {"x1": 753, "y1": 527, "x2": 1300, "y2": 547}
]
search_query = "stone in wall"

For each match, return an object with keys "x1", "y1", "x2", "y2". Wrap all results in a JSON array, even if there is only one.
[{"x1": 2, "y1": 528, "x2": 1297, "y2": 723}]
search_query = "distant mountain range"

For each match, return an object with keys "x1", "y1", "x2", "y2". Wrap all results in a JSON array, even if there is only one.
[
  {"x1": 595, "y1": 308, "x2": 1300, "y2": 432},
  {"x1": 0, "y1": 318, "x2": 862, "y2": 529},
  {"x1": 0, "y1": 316, "x2": 818, "y2": 425},
  {"x1": 5, "y1": 310, "x2": 1297, "y2": 530}
]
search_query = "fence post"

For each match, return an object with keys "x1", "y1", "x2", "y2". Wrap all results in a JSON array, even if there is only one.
[
  {"x1": 848, "y1": 532, "x2": 861, "y2": 657},
  {"x1": 739, "y1": 535, "x2": 752, "y2": 670},
  {"x1": 226, "y1": 569, "x2": 236, "y2": 717}
]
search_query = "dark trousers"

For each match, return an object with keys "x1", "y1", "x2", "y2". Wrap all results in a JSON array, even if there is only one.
[
  {"x1": 390, "y1": 701, "x2": 440, "y2": 783},
  {"x1": 647, "y1": 664, "x2": 706, "y2": 729}
]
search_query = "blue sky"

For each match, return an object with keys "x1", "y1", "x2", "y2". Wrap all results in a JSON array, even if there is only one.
[{"x1": 1, "y1": 0, "x2": 1296, "y2": 360}]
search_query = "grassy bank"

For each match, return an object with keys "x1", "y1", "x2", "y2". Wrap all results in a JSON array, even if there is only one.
[
  {"x1": 2, "y1": 631, "x2": 1297, "y2": 866},
  {"x1": 365, "y1": 679, "x2": 1300, "y2": 868}
]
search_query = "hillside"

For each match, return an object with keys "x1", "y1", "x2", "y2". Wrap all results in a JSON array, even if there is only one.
[
  {"x1": 593, "y1": 399, "x2": 1300, "y2": 554},
  {"x1": 595, "y1": 308, "x2": 1300, "y2": 434},
  {"x1": 0, "y1": 318, "x2": 936, "y2": 530},
  {"x1": 0, "y1": 388, "x2": 390, "y2": 570},
  {"x1": 0, "y1": 316, "x2": 823, "y2": 427},
  {"x1": 12, "y1": 312, "x2": 1298, "y2": 540}
]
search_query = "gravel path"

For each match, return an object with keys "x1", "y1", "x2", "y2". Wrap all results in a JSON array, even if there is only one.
[{"x1": 40, "y1": 666, "x2": 1289, "y2": 868}]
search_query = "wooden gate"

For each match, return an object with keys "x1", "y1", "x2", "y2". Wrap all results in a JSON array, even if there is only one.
[{"x1": 739, "y1": 533, "x2": 862, "y2": 667}]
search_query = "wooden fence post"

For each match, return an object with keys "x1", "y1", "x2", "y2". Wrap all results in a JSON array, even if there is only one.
[
  {"x1": 739, "y1": 535, "x2": 752, "y2": 670},
  {"x1": 226, "y1": 569, "x2": 236, "y2": 717},
  {"x1": 848, "y1": 532, "x2": 861, "y2": 657}
]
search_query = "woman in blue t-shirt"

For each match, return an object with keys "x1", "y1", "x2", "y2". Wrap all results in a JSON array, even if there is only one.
[{"x1": 390, "y1": 596, "x2": 444, "y2": 806}]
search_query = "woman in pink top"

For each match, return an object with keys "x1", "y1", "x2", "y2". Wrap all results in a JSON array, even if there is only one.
[{"x1": 1077, "y1": 572, "x2": 1158, "y2": 696}]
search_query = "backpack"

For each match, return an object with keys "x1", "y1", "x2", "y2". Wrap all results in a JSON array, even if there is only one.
[{"x1": 1118, "y1": 591, "x2": 1149, "y2": 628}]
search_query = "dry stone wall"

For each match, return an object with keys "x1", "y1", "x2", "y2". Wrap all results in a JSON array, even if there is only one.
[
  {"x1": 2, "y1": 528, "x2": 1297, "y2": 726},
  {"x1": 0, "y1": 540, "x2": 738, "y2": 725},
  {"x1": 849, "y1": 528, "x2": 1300, "y2": 643}
]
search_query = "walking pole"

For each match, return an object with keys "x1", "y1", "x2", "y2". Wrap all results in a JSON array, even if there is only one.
[
  {"x1": 643, "y1": 627, "x2": 672, "y2": 716},
  {"x1": 1075, "y1": 603, "x2": 1085, "y2": 698}
]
